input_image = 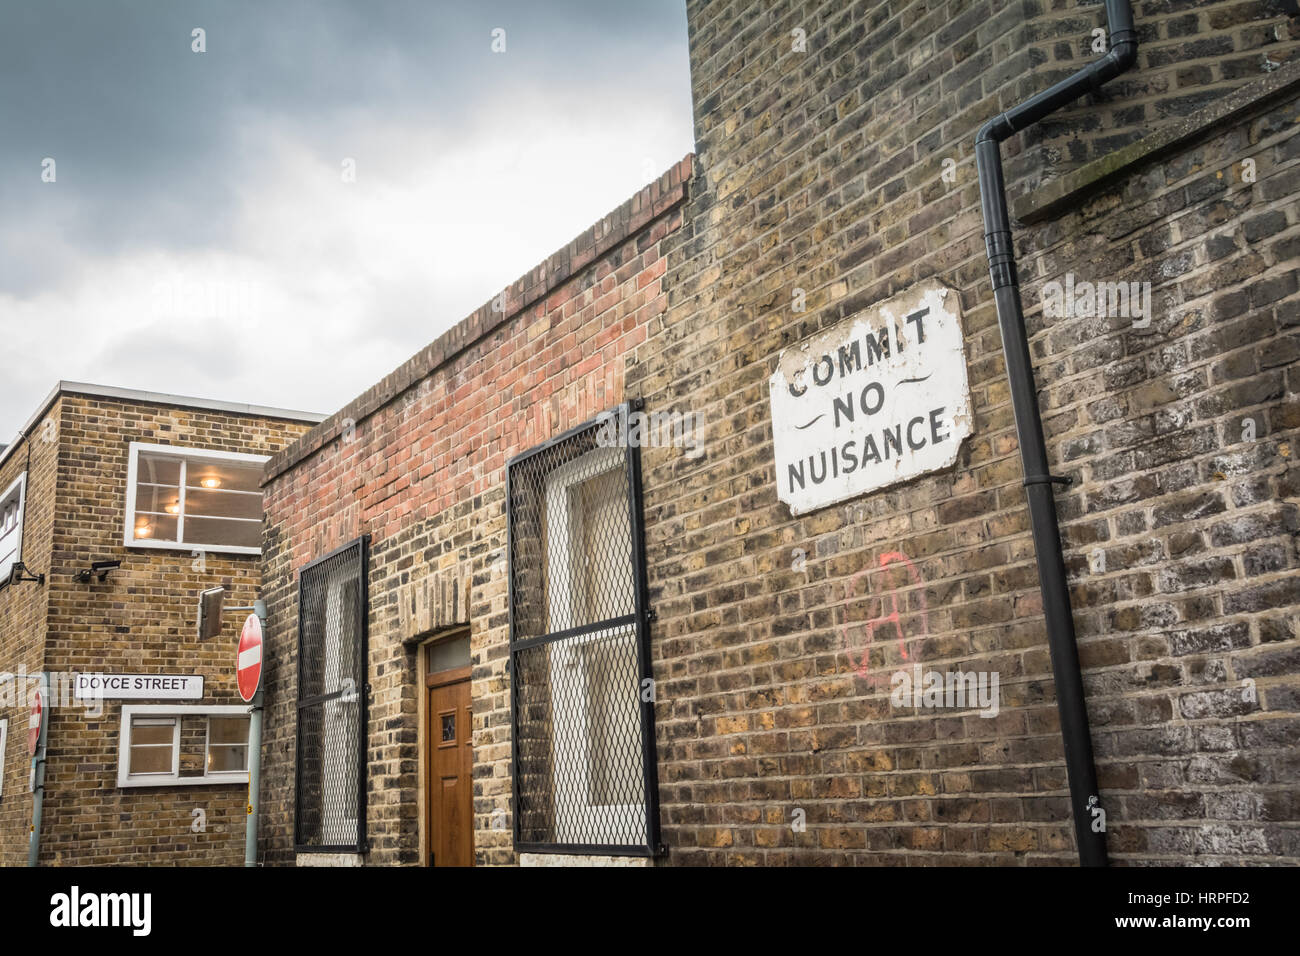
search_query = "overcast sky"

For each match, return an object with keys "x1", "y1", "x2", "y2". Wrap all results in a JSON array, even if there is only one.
[{"x1": 0, "y1": 0, "x2": 694, "y2": 437}]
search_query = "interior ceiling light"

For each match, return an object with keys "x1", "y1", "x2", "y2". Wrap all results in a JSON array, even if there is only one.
[
  {"x1": 135, "y1": 523, "x2": 152, "y2": 538},
  {"x1": 200, "y1": 477, "x2": 222, "y2": 489},
  {"x1": 165, "y1": 502, "x2": 180, "y2": 514}
]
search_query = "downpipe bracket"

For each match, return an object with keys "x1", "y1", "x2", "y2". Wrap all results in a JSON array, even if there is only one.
[{"x1": 1023, "y1": 474, "x2": 1073, "y2": 488}]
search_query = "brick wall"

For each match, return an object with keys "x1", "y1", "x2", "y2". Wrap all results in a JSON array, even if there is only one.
[
  {"x1": 624, "y1": 0, "x2": 1300, "y2": 864},
  {"x1": 1014, "y1": 1, "x2": 1300, "y2": 188},
  {"x1": 1015, "y1": 76, "x2": 1300, "y2": 861},
  {"x1": 0, "y1": 402, "x2": 59, "y2": 866},
  {"x1": 1029, "y1": 1, "x2": 1294, "y2": 172},
  {"x1": 257, "y1": 159, "x2": 692, "y2": 866},
  {"x1": 0, "y1": 391, "x2": 312, "y2": 866}
]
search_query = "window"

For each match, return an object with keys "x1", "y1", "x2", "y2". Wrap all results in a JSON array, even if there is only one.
[
  {"x1": 116, "y1": 705, "x2": 250, "y2": 787},
  {"x1": 507, "y1": 403, "x2": 660, "y2": 855},
  {"x1": 207, "y1": 717, "x2": 250, "y2": 773},
  {"x1": 0, "y1": 472, "x2": 27, "y2": 584},
  {"x1": 124, "y1": 443, "x2": 269, "y2": 554},
  {"x1": 295, "y1": 536, "x2": 368, "y2": 853},
  {"x1": 128, "y1": 717, "x2": 178, "y2": 777},
  {"x1": 0, "y1": 718, "x2": 7, "y2": 798}
]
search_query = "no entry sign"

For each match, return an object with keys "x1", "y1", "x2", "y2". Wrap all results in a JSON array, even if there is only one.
[
  {"x1": 237, "y1": 614, "x2": 263, "y2": 703},
  {"x1": 29, "y1": 688, "x2": 43, "y2": 755}
]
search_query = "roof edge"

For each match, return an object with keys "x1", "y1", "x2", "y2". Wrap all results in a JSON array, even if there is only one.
[{"x1": 0, "y1": 381, "x2": 328, "y2": 472}]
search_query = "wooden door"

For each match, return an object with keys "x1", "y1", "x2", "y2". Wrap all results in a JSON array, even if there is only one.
[{"x1": 427, "y1": 666, "x2": 473, "y2": 866}]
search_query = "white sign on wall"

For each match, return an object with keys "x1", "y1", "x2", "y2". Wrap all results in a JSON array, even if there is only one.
[
  {"x1": 769, "y1": 280, "x2": 973, "y2": 515},
  {"x1": 74, "y1": 673, "x2": 205, "y2": 701}
]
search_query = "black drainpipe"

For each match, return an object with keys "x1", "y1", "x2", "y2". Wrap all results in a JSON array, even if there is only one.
[{"x1": 975, "y1": 0, "x2": 1138, "y2": 867}]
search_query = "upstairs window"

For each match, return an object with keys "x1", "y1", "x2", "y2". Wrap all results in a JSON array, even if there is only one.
[
  {"x1": 124, "y1": 443, "x2": 269, "y2": 555},
  {"x1": 507, "y1": 403, "x2": 660, "y2": 856},
  {"x1": 0, "y1": 472, "x2": 27, "y2": 584}
]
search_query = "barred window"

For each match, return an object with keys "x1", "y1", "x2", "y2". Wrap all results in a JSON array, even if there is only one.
[
  {"x1": 295, "y1": 536, "x2": 368, "y2": 853},
  {"x1": 507, "y1": 404, "x2": 660, "y2": 855}
]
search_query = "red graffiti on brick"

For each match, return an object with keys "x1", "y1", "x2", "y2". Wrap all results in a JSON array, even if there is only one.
[{"x1": 839, "y1": 550, "x2": 928, "y2": 680}]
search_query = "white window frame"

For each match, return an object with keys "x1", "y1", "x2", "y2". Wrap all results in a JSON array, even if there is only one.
[
  {"x1": 205, "y1": 713, "x2": 251, "y2": 776},
  {"x1": 543, "y1": 445, "x2": 644, "y2": 845},
  {"x1": 0, "y1": 718, "x2": 7, "y2": 798},
  {"x1": 0, "y1": 472, "x2": 27, "y2": 585},
  {"x1": 124, "y1": 442, "x2": 269, "y2": 556},
  {"x1": 116, "y1": 704, "x2": 251, "y2": 788}
]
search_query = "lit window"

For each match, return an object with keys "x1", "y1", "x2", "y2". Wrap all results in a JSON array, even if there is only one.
[
  {"x1": 0, "y1": 472, "x2": 27, "y2": 584},
  {"x1": 125, "y1": 443, "x2": 269, "y2": 554},
  {"x1": 117, "y1": 705, "x2": 251, "y2": 787}
]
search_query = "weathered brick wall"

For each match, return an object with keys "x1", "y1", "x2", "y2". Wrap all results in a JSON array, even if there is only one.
[
  {"x1": 625, "y1": 0, "x2": 1299, "y2": 864},
  {"x1": 1015, "y1": 79, "x2": 1300, "y2": 861},
  {"x1": 0, "y1": 402, "x2": 60, "y2": 866},
  {"x1": 1, "y1": 393, "x2": 312, "y2": 866},
  {"x1": 1018, "y1": 0, "x2": 1300, "y2": 187},
  {"x1": 258, "y1": 160, "x2": 691, "y2": 866}
]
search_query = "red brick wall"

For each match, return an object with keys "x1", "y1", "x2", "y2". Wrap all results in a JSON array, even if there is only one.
[{"x1": 258, "y1": 159, "x2": 691, "y2": 865}]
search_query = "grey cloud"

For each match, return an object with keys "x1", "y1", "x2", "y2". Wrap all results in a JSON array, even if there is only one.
[{"x1": 0, "y1": 0, "x2": 692, "y2": 435}]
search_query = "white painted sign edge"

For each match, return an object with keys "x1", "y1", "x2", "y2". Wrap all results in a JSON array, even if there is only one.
[{"x1": 768, "y1": 279, "x2": 973, "y2": 515}]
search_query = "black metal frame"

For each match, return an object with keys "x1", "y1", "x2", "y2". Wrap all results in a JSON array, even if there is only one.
[
  {"x1": 506, "y1": 400, "x2": 662, "y2": 857},
  {"x1": 294, "y1": 534, "x2": 370, "y2": 854}
]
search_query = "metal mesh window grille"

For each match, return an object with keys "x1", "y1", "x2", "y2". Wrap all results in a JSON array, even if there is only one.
[
  {"x1": 295, "y1": 535, "x2": 368, "y2": 853},
  {"x1": 508, "y1": 404, "x2": 660, "y2": 855}
]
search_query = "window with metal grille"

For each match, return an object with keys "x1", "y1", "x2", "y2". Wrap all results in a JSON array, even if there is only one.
[
  {"x1": 507, "y1": 402, "x2": 660, "y2": 856},
  {"x1": 295, "y1": 535, "x2": 368, "y2": 853}
]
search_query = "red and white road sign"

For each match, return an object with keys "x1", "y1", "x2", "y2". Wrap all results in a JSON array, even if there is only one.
[
  {"x1": 28, "y1": 688, "x2": 43, "y2": 755},
  {"x1": 237, "y1": 614, "x2": 263, "y2": 703}
]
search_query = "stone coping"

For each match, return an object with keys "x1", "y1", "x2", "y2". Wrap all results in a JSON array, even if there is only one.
[{"x1": 1015, "y1": 59, "x2": 1300, "y2": 225}]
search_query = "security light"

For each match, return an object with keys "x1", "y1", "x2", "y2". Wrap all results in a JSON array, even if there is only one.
[
  {"x1": 198, "y1": 586, "x2": 226, "y2": 639},
  {"x1": 76, "y1": 560, "x2": 121, "y2": 583},
  {"x1": 8, "y1": 561, "x2": 45, "y2": 586}
]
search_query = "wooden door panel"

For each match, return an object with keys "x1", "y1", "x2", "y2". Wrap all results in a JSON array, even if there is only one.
[{"x1": 428, "y1": 674, "x2": 473, "y2": 866}]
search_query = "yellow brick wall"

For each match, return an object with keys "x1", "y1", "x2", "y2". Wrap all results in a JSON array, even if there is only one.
[{"x1": 0, "y1": 392, "x2": 313, "y2": 866}]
